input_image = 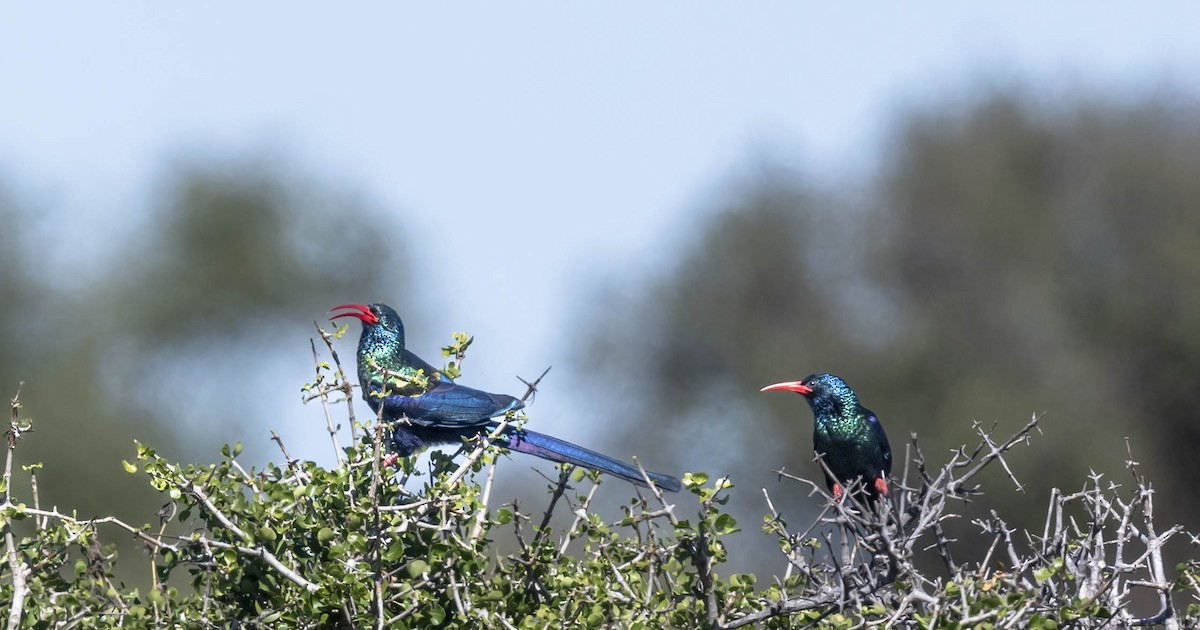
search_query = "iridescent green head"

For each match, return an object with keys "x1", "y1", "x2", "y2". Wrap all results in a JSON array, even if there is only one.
[
  {"x1": 760, "y1": 373, "x2": 860, "y2": 419},
  {"x1": 329, "y1": 302, "x2": 406, "y2": 351}
]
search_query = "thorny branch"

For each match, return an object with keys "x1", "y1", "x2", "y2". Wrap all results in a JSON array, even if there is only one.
[
  {"x1": 4, "y1": 384, "x2": 29, "y2": 630},
  {"x1": 164, "y1": 457, "x2": 321, "y2": 594},
  {"x1": 741, "y1": 413, "x2": 1194, "y2": 628},
  {"x1": 9, "y1": 328, "x2": 1200, "y2": 630}
]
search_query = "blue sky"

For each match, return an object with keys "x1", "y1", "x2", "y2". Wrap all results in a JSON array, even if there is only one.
[{"x1": 3, "y1": 4, "x2": 1199, "y2": 462}]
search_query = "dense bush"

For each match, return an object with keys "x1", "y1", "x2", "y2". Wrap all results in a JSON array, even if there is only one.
[{"x1": 3, "y1": 330, "x2": 1197, "y2": 628}]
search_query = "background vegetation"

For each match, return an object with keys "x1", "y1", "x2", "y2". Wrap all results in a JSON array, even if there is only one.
[
  {"x1": 5, "y1": 334, "x2": 1197, "y2": 627},
  {"x1": 2, "y1": 85, "x2": 1199, "y2": 623},
  {"x1": 574, "y1": 88, "x2": 1200, "y2": 572}
]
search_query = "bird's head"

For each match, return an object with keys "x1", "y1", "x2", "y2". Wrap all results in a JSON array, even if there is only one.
[
  {"x1": 329, "y1": 303, "x2": 378, "y2": 326},
  {"x1": 761, "y1": 373, "x2": 858, "y2": 415},
  {"x1": 329, "y1": 303, "x2": 404, "y2": 337}
]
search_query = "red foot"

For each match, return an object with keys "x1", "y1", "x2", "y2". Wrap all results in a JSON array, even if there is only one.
[
  {"x1": 381, "y1": 453, "x2": 400, "y2": 468},
  {"x1": 874, "y1": 477, "x2": 889, "y2": 497},
  {"x1": 831, "y1": 484, "x2": 844, "y2": 501}
]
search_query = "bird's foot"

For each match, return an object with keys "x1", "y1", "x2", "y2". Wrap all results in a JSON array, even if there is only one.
[
  {"x1": 874, "y1": 477, "x2": 889, "y2": 496},
  {"x1": 381, "y1": 453, "x2": 400, "y2": 468},
  {"x1": 832, "y1": 484, "x2": 844, "y2": 502}
]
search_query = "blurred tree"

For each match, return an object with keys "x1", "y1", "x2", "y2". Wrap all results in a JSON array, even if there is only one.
[
  {"x1": 572, "y1": 89, "x2": 1200, "y2": 573},
  {"x1": 4, "y1": 154, "x2": 406, "y2": 582},
  {"x1": 875, "y1": 91, "x2": 1200, "y2": 518},
  {"x1": 0, "y1": 182, "x2": 32, "y2": 355},
  {"x1": 570, "y1": 166, "x2": 863, "y2": 571},
  {"x1": 101, "y1": 157, "x2": 406, "y2": 456},
  {"x1": 121, "y1": 158, "x2": 396, "y2": 339}
]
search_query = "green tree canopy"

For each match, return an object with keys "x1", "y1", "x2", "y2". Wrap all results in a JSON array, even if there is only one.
[
  {"x1": 2, "y1": 155, "x2": 406, "y2": 582},
  {"x1": 573, "y1": 89, "x2": 1200, "y2": 572}
]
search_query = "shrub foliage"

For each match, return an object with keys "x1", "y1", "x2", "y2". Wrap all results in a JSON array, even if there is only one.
[{"x1": 3, "y1": 329, "x2": 1198, "y2": 628}]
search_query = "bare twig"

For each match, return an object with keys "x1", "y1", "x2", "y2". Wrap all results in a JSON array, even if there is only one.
[
  {"x1": 516, "y1": 366, "x2": 552, "y2": 404},
  {"x1": 469, "y1": 458, "x2": 499, "y2": 542},
  {"x1": 317, "y1": 322, "x2": 360, "y2": 444},
  {"x1": 4, "y1": 383, "x2": 30, "y2": 630},
  {"x1": 532, "y1": 468, "x2": 572, "y2": 548},
  {"x1": 369, "y1": 419, "x2": 385, "y2": 629},
  {"x1": 310, "y1": 334, "x2": 346, "y2": 466}
]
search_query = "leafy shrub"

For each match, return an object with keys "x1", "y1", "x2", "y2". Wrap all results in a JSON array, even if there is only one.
[{"x1": 3, "y1": 331, "x2": 1197, "y2": 628}]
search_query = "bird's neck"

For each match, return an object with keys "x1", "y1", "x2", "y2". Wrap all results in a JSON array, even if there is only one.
[
  {"x1": 810, "y1": 397, "x2": 844, "y2": 422},
  {"x1": 358, "y1": 328, "x2": 403, "y2": 369},
  {"x1": 357, "y1": 328, "x2": 426, "y2": 400},
  {"x1": 811, "y1": 391, "x2": 862, "y2": 426}
]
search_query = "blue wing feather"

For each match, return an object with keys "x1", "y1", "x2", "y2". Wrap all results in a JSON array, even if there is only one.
[
  {"x1": 400, "y1": 349, "x2": 448, "y2": 383},
  {"x1": 377, "y1": 380, "x2": 523, "y2": 428},
  {"x1": 496, "y1": 426, "x2": 682, "y2": 492}
]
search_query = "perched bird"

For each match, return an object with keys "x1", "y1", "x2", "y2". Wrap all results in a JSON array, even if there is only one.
[
  {"x1": 329, "y1": 303, "x2": 681, "y2": 492},
  {"x1": 761, "y1": 373, "x2": 891, "y2": 501}
]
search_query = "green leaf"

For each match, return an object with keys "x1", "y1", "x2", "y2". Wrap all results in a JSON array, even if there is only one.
[
  {"x1": 1028, "y1": 615, "x2": 1058, "y2": 630},
  {"x1": 122, "y1": 460, "x2": 137, "y2": 474},
  {"x1": 427, "y1": 604, "x2": 446, "y2": 625},
  {"x1": 317, "y1": 527, "x2": 336, "y2": 543},
  {"x1": 407, "y1": 560, "x2": 429, "y2": 578},
  {"x1": 383, "y1": 541, "x2": 405, "y2": 562},
  {"x1": 714, "y1": 513, "x2": 739, "y2": 535},
  {"x1": 1035, "y1": 557, "x2": 1064, "y2": 583}
]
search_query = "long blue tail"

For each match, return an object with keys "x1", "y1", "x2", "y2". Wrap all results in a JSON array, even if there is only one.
[{"x1": 495, "y1": 426, "x2": 681, "y2": 493}]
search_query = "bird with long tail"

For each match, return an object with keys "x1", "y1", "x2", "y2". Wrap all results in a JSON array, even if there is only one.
[
  {"x1": 761, "y1": 373, "x2": 891, "y2": 501},
  {"x1": 329, "y1": 303, "x2": 681, "y2": 492}
]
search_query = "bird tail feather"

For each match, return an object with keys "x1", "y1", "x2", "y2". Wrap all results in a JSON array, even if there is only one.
[{"x1": 496, "y1": 427, "x2": 681, "y2": 493}]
